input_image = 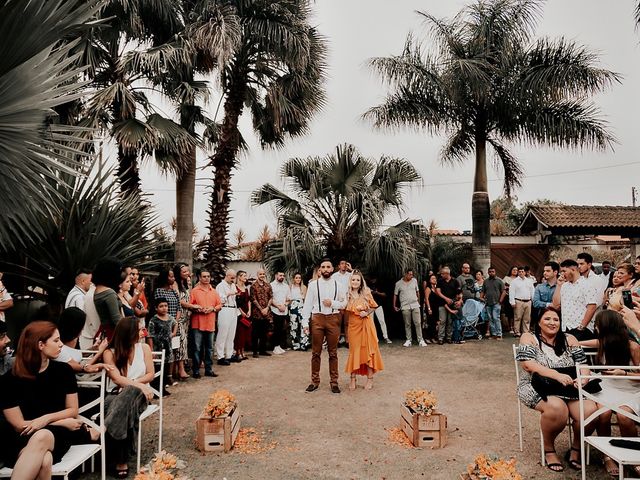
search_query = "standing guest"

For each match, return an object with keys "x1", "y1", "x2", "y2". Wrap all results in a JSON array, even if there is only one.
[
  {"x1": 509, "y1": 267, "x2": 535, "y2": 337},
  {"x1": 344, "y1": 271, "x2": 384, "y2": 390},
  {"x1": 288, "y1": 273, "x2": 309, "y2": 351},
  {"x1": 154, "y1": 269, "x2": 183, "y2": 377},
  {"x1": 599, "y1": 261, "x2": 614, "y2": 288},
  {"x1": 270, "y1": 272, "x2": 290, "y2": 355},
  {"x1": 532, "y1": 262, "x2": 559, "y2": 326},
  {"x1": 502, "y1": 266, "x2": 519, "y2": 335},
  {"x1": 56, "y1": 307, "x2": 109, "y2": 373},
  {"x1": 234, "y1": 271, "x2": 252, "y2": 360},
  {"x1": 473, "y1": 270, "x2": 485, "y2": 300},
  {"x1": 0, "y1": 322, "x2": 98, "y2": 479},
  {"x1": 117, "y1": 274, "x2": 135, "y2": 318},
  {"x1": 435, "y1": 266, "x2": 459, "y2": 345},
  {"x1": 190, "y1": 269, "x2": 222, "y2": 377},
  {"x1": 173, "y1": 263, "x2": 195, "y2": 380},
  {"x1": 516, "y1": 308, "x2": 597, "y2": 472},
  {"x1": 552, "y1": 259, "x2": 598, "y2": 341},
  {"x1": 332, "y1": 259, "x2": 352, "y2": 345},
  {"x1": 0, "y1": 273, "x2": 13, "y2": 322},
  {"x1": 250, "y1": 269, "x2": 273, "y2": 357},
  {"x1": 394, "y1": 269, "x2": 427, "y2": 347},
  {"x1": 448, "y1": 289, "x2": 465, "y2": 344},
  {"x1": 634, "y1": 256, "x2": 640, "y2": 280},
  {"x1": 216, "y1": 269, "x2": 238, "y2": 365},
  {"x1": 367, "y1": 276, "x2": 392, "y2": 344},
  {"x1": 604, "y1": 263, "x2": 638, "y2": 314},
  {"x1": 482, "y1": 267, "x2": 505, "y2": 339},
  {"x1": 0, "y1": 321, "x2": 13, "y2": 375},
  {"x1": 523, "y1": 265, "x2": 537, "y2": 286},
  {"x1": 424, "y1": 273, "x2": 441, "y2": 343},
  {"x1": 577, "y1": 252, "x2": 606, "y2": 306},
  {"x1": 147, "y1": 299, "x2": 177, "y2": 390},
  {"x1": 93, "y1": 257, "x2": 124, "y2": 341},
  {"x1": 301, "y1": 258, "x2": 347, "y2": 394},
  {"x1": 65, "y1": 269, "x2": 92, "y2": 310},
  {"x1": 102, "y1": 317, "x2": 154, "y2": 478},
  {"x1": 129, "y1": 268, "x2": 149, "y2": 325},
  {"x1": 456, "y1": 262, "x2": 475, "y2": 302}
]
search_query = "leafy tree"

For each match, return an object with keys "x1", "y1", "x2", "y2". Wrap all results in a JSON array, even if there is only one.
[
  {"x1": 365, "y1": 0, "x2": 618, "y2": 273},
  {"x1": 203, "y1": 0, "x2": 328, "y2": 281},
  {"x1": 0, "y1": 0, "x2": 100, "y2": 251},
  {"x1": 252, "y1": 143, "x2": 430, "y2": 282}
]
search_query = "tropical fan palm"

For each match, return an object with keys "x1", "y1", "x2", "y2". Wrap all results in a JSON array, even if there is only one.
[
  {"x1": 203, "y1": 0, "x2": 328, "y2": 280},
  {"x1": 365, "y1": 0, "x2": 618, "y2": 272},
  {"x1": 252, "y1": 143, "x2": 429, "y2": 281},
  {"x1": 0, "y1": 164, "x2": 165, "y2": 304},
  {"x1": 0, "y1": 0, "x2": 101, "y2": 251}
]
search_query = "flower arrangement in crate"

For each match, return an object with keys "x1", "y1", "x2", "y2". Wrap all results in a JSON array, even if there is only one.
[
  {"x1": 463, "y1": 454, "x2": 522, "y2": 480},
  {"x1": 403, "y1": 389, "x2": 438, "y2": 416},
  {"x1": 203, "y1": 389, "x2": 236, "y2": 418},
  {"x1": 134, "y1": 451, "x2": 189, "y2": 480}
]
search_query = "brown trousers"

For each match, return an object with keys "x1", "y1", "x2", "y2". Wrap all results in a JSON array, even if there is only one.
[
  {"x1": 513, "y1": 300, "x2": 531, "y2": 335},
  {"x1": 310, "y1": 313, "x2": 341, "y2": 386}
]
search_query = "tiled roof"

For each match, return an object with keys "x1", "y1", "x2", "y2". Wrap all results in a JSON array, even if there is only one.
[{"x1": 524, "y1": 205, "x2": 640, "y2": 229}]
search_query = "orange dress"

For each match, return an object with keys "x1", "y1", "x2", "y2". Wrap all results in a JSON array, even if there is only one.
[{"x1": 344, "y1": 293, "x2": 384, "y2": 375}]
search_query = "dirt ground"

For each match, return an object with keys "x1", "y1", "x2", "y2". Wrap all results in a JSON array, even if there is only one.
[{"x1": 100, "y1": 338, "x2": 618, "y2": 479}]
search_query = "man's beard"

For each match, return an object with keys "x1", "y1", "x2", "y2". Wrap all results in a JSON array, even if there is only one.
[{"x1": 321, "y1": 271, "x2": 331, "y2": 279}]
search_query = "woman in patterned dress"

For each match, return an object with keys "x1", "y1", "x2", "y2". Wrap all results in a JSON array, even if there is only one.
[
  {"x1": 516, "y1": 307, "x2": 597, "y2": 472},
  {"x1": 154, "y1": 268, "x2": 185, "y2": 381},
  {"x1": 288, "y1": 273, "x2": 309, "y2": 351},
  {"x1": 172, "y1": 263, "x2": 195, "y2": 380}
]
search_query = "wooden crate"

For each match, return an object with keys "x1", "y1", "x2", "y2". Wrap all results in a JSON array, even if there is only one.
[
  {"x1": 400, "y1": 404, "x2": 447, "y2": 448},
  {"x1": 195, "y1": 407, "x2": 241, "y2": 453}
]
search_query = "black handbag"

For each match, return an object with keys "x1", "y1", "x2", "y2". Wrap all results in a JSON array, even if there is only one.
[{"x1": 531, "y1": 366, "x2": 601, "y2": 401}]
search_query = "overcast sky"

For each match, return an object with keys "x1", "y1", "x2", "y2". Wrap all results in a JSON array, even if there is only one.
[{"x1": 135, "y1": 0, "x2": 640, "y2": 242}]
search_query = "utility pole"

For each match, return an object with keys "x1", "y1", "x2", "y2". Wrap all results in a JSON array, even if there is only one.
[{"x1": 633, "y1": 186, "x2": 638, "y2": 207}]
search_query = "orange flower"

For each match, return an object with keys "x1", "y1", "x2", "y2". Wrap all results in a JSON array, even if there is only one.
[
  {"x1": 466, "y1": 454, "x2": 522, "y2": 480},
  {"x1": 403, "y1": 389, "x2": 438, "y2": 416},
  {"x1": 203, "y1": 390, "x2": 237, "y2": 418}
]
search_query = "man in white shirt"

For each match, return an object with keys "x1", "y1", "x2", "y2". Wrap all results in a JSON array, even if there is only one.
[
  {"x1": 216, "y1": 269, "x2": 238, "y2": 364},
  {"x1": 331, "y1": 259, "x2": 352, "y2": 345},
  {"x1": 553, "y1": 259, "x2": 598, "y2": 340},
  {"x1": 302, "y1": 258, "x2": 347, "y2": 394},
  {"x1": 509, "y1": 267, "x2": 535, "y2": 336},
  {"x1": 393, "y1": 269, "x2": 427, "y2": 347},
  {"x1": 270, "y1": 272, "x2": 290, "y2": 355},
  {"x1": 65, "y1": 269, "x2": 92, "y2": 309},
  {"x1": 577, "y1": 252, "x2": 606, "y2": 307},
  {"x1": 598, "y1": 260, "x2": 613, "y2": 288}
]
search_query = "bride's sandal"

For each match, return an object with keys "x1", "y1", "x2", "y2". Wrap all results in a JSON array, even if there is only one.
[
  {"x1": 365, "y1": 376, "x2": 373, "y2": 390},
  {"x1": 544, "y1": 451, "x2": 564, "y2": 472},
  {"x1": 349, "y1": 375, "x2": 356, "y2": 390},
  {"x1": 565, "y1": 447, "x2": 581, "y2": 470}
]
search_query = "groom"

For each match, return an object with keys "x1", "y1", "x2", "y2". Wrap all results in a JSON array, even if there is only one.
[{"x1": 301, "y1": 258, "x2": 347, "y2": 393}]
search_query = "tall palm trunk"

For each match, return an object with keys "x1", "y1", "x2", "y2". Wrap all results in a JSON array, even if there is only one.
[
  {"x1": 175, "y1": 143, "x2": 196, "y2": 267},
  {"x1": 472, "y1": 130, "x2": 491, "y2": 273},
  {"x1": 205, "y1": 64, "x2": 248, "y2": 282}
]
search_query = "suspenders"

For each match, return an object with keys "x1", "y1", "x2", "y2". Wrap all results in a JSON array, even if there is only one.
[{"x1": 316, "y1": 280, "x2": 338, "y2": 312}]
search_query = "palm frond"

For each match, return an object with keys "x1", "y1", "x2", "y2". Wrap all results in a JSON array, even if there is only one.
[{"x1": 487, "y1": 137, "x2": 523, "y2": 197}]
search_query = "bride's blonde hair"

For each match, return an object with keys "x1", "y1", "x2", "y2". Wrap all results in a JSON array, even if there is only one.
[{"x1": 348, "y1": 270, "x2": 371, "y2": 300}]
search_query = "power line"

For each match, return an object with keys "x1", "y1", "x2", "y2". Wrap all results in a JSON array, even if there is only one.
[{"x1": 142, "y1": 160, "x2": 640, "y2": 192}]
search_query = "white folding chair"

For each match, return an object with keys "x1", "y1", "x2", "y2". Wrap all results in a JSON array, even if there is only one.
[
  {"x1": 136, "y1": 350, "x2": 165, "y2": 472},
  {"x1": 512, "y1": 344, "x2": 572, "y2": 465},
  {"x1": 0, "y1": 366, "x2": 107, "y2": 480},
  {"x1": 577, "y1": 365, "x2": 640, "y2": 480}
]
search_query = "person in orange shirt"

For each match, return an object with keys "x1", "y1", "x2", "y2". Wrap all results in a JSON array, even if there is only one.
[{"x1": 189, "y1": 269, "x2": 222, "y2": 378}]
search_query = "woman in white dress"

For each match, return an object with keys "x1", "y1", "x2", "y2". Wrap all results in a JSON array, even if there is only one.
[{"x1": 288, "y1": 273, "x2": 309, "y2": 350}]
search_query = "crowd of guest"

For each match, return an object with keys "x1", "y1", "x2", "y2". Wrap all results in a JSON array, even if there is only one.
[{"x1": 0, "y1": 252, "x2": 639, "y2": 478}]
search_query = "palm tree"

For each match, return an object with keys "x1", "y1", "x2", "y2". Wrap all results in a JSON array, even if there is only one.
[
  {"x1": 0, "y1": 0, "x2": 101, "y2": 251},
  {"x1": 81, "y1": 0, "x2": 197, "y2": 198},
  {"x1": 252, "y1": 143, "x2": 430, "y2": 281},
  {"x1": 365, "y1": 0, "x2": 618, "y2": 272},
  {"x1": 203, "y1": 0, "x2": 328, "y2": 280}
]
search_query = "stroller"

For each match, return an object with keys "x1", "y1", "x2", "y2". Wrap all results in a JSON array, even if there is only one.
[{"x1": 459, "y1": 299, "x2": 486, "y2": 340}]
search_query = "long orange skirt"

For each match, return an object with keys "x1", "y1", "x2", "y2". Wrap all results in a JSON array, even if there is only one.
[{"x1": 344, "y1": 311, "x2": 384, "y2": 375}]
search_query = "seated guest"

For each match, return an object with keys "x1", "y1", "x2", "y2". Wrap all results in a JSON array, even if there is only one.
[
  {"x1": 0, "y1": 321, "x2": 98, "y2": 479},
  {"x1": 103, "y1": 317, "x2": 155, "y2": 478},
  {"x1": 56, "y1": 307, "x2": 110, "y2": 373},
  {"x1": 589, "y1": 310, "x2": 640, "y2": 477},
  {"x1": 0, "y1": 320, "x2": 13, "y2": 375},
  {"x1": 516, "y1": 307, "x2": 597, "y2": 472}
]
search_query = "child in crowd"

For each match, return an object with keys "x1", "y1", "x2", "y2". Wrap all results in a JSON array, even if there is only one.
[
  {"x1": 446, "y1": 289, "x2": 465, "y2": 344},
  {"x1": 147, "y1": 299, "x2": 177, "y2": 392},
  {"x1": 56, "y1": 307, "x2": 110, "y2": 373}
]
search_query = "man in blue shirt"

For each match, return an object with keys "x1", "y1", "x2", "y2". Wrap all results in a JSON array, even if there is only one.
[{"x1": 532, "y1": 261, "x2": 559, "y2": 327}]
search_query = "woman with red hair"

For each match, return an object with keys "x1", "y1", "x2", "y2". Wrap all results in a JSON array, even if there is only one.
[{"x1": 0, "y1": 321, "x2": 96, "y2": 479}]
